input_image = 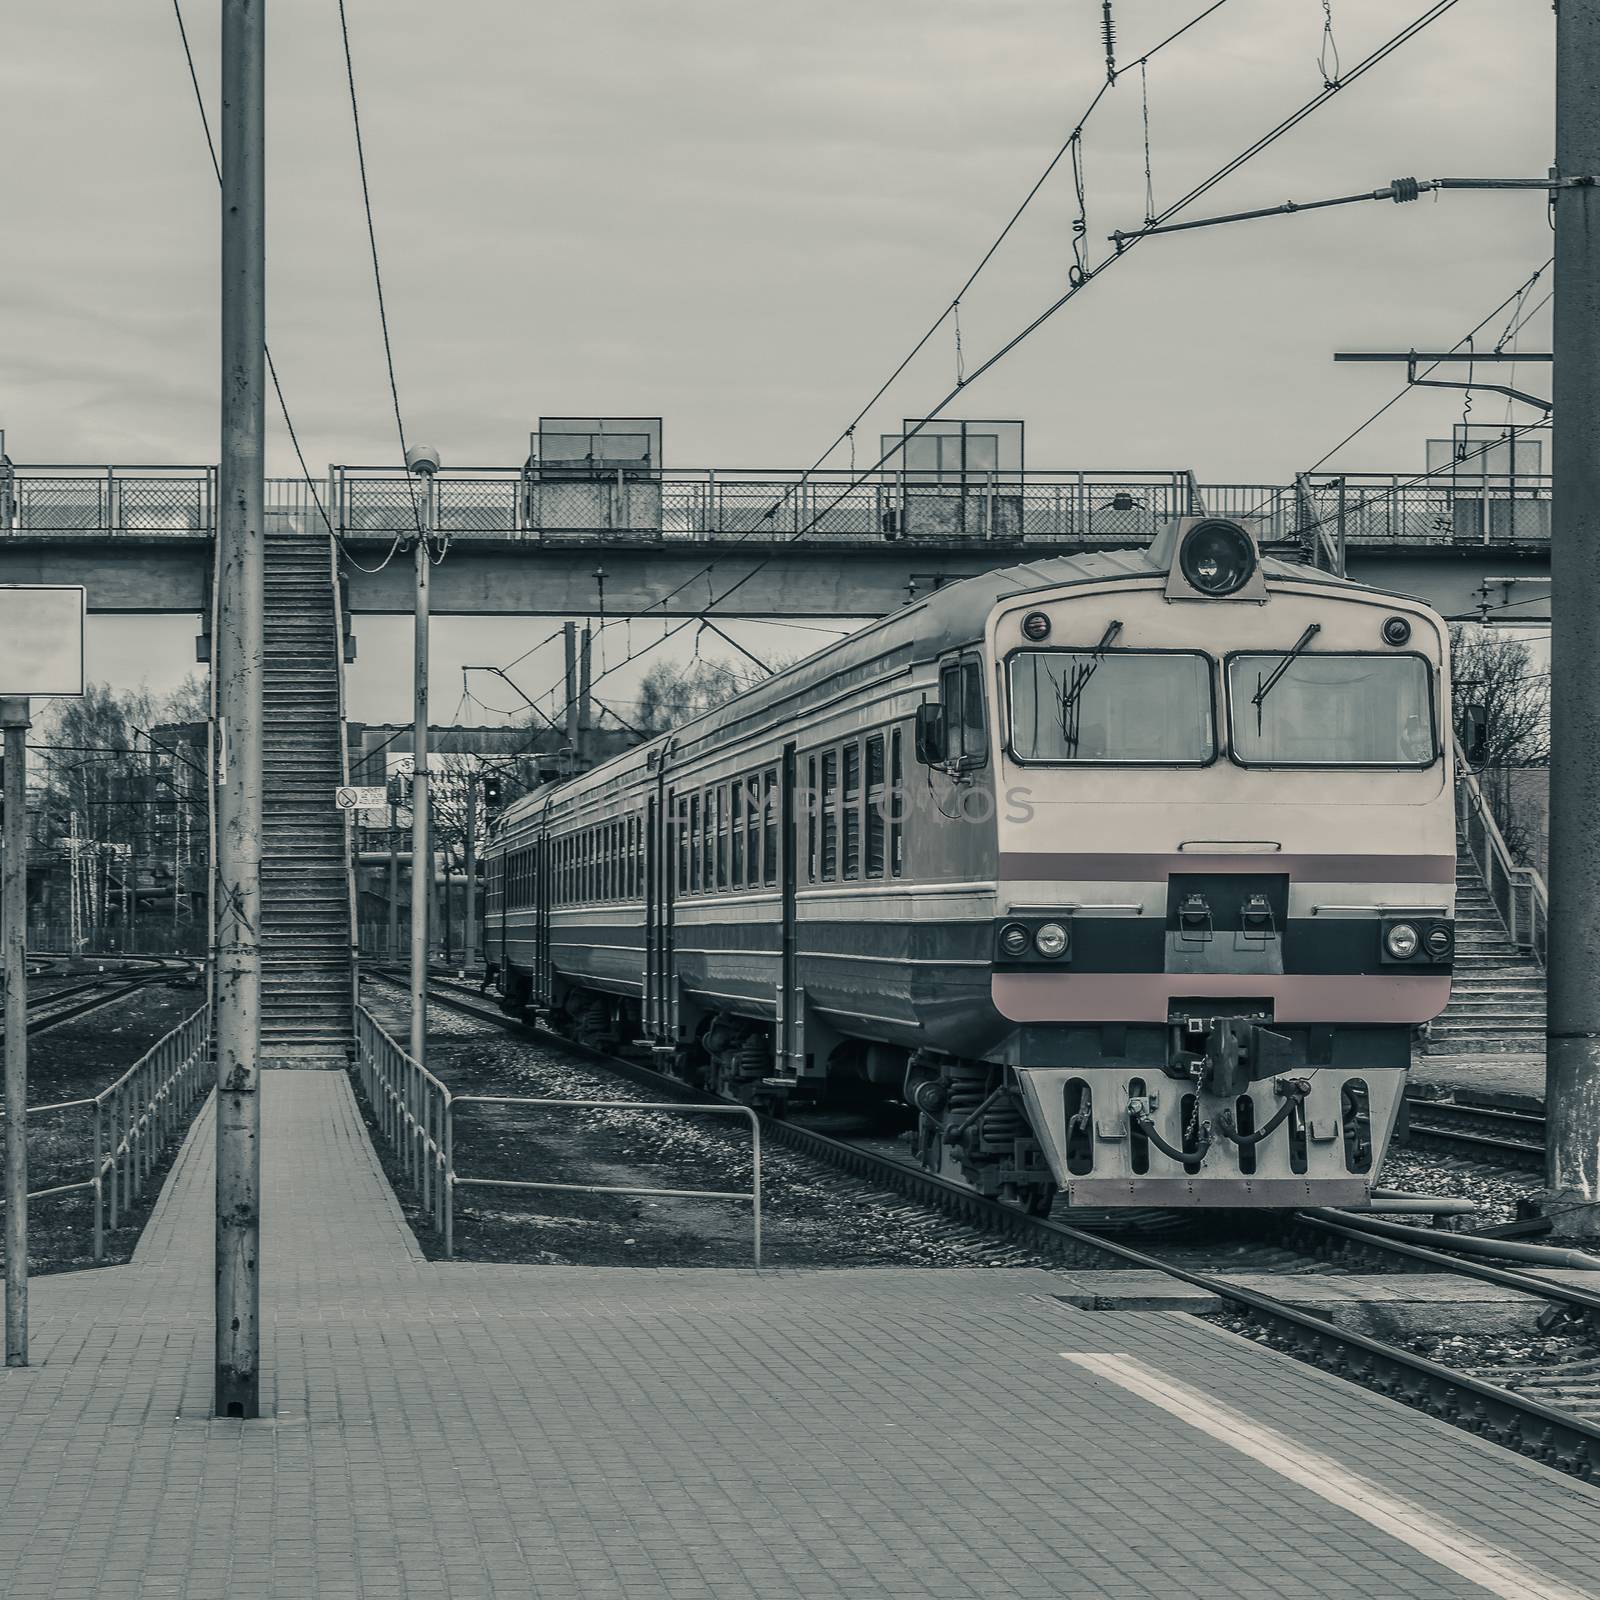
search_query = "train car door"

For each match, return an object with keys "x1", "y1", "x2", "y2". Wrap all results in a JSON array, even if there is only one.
[
  {"x1": 644, "y1": 789, "x2": 664, "y2": 1039},
  {"x1": 534, "y1": 830, "x2": 551, "y2": 1007},
  {"x1": 776, "y1": 741, "x2": 801, "y2": 1077}
]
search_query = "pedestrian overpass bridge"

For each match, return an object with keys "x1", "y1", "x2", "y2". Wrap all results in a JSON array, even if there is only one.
[{"x1": 0, "y1": 460, "x2": 1554, "y2": 624}]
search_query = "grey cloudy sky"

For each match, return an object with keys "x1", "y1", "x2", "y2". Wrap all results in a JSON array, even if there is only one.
[{"x1": 2, "y1": 1, "x2": 1557, "y2": 721}]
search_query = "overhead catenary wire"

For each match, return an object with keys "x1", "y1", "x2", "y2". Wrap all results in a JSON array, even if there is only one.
[
  {"x1": 477, "y1": 0, "x2": 1241, "y2": 712},
  {"x1": 1300, "y1": 259, "x2": 1552, "y2": 476},
  {"x1": 334, "y1": 0, "x2": 429, "y2": 554},
  {"x1": 170, "y1": 0, "x2": 405, "y2": 576},
  {"x1": 503, "y1": 0, "x2": 1473, "y2": 752}
]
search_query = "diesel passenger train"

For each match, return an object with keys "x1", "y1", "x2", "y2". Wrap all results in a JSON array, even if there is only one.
[{"x1": 482, "y1": 516, "x2": 1456, "y2": 1212}]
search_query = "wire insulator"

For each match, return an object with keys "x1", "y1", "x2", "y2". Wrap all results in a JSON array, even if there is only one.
[
  {"x1": 1390, "y1": 176, "x2": 1421, "y2": 203},
  {"x1": 1101, "y1": 0, "x2": 1117, "y2": 82}
]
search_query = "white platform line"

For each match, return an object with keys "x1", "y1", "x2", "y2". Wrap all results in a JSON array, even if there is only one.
[{"x1": 1062, "y1": 1352, "x2": 1597, "y2": 1600}]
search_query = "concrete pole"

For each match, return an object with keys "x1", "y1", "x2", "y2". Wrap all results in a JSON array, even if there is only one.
[
  {"x1": 214, "y1": 0, "x2": 266, "y2": 1418},
  {"x1": 409, "y1": 477, "x2": 433, "y2": 1070},
  {"x1": 387, "y1": 802, "x2": 400, "y2": 959},
  {"x1": 563, "y1": 623, "x2": 579, "y2": 772},
  {"x1": 578, "y1": 625, "x2": 593, "y2": 770},
  {"x1": 2, "y1": 698, "x2": 31, "y2": 1367},
  {"x1": 1545, "y1": 0, "x2": 1600, "y2": 1236},
  {"x1": 462, "y1": 771, "x2": 477, "y2": 977}
]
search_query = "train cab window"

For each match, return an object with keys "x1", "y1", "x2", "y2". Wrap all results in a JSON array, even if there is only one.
[
  {"x1": 821, "y1": 749, "x2": 839, "y2": 880},
  {"x1": 744, "y1": 776, "x2": 760, "y2": 888},
  {"x1": 720, "y1": 784, "x2": 732, "y2": 889},
  {"x1": 730, "y1": 782, "x2": 744, "y2": 885},
  {"x1": 807, "y1": 757, "x2": 819, "y2": 882},
  {"x1": 763, "y1": 769, "x2": 778, "y2": 885},
  {"x1": 939, "y1": 659, "x2": 988, "y2": 765},
  {"x1": 1226, "y1": 652, "x2": 1437, "y2": 768},
  {"x1": 1008, "y1": 649, "x2": 1215, "y2": 765},
  {"x1": 890, "y1": 730, "x2": 904, "y2": 877},
  {"x1": 843, "y1": 743, "x2": 861, "y2": 879},
  {"x1": 690, "y1": 795, "x2": 702, "y2": 893},
  {"x1": 702, "y1": 791, "x2": 715, "y2": 893},
  {"x1": 865, "y1": 735, "x2": 886, "y2": 878}
]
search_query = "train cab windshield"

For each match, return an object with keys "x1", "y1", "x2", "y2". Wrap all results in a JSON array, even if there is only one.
[
  {"x1": 1226, "y1": 651, "x2": 1437, "y2": 767},
  {"x1": 1007, "y1": 649, "x2": 1215, "y2": 764}
]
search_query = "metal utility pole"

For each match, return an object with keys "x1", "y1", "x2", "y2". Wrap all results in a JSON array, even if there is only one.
[
  {"x1": 2, "y1": 696, "x2": 30, "y2": 1367},
  {"x1": 563, "y1": 622, "x2": 580, "y2": 770},
  {"x1": 462, "y1": 771, "x2": 477, "y2": 977},
  {"x1": 214, "y1": 0, "x2": 266, "y2": 1419},
  {"x1": 408, "y1": 449, "x2": 439, "y2": 1070},
  {"x1": 1546, "y1": 0, "x2": 1600, "y2": 1236},
  {"x1": 578, "y1": 626, "x2": 593, "y2": 769},
  {"x1": 387, "y1": 800, "x2": 400, "y2": 959}
]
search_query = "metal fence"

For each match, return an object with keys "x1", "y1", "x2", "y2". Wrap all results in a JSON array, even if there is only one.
[
  {"x1": 0, "y1": 1005, "x2": 211, "y2": 1260},
  {"x1": 0, "y1": 461, "x2": 1559, "y2": 553},
  {"x1": 1457, "y1": 746, "x2": 1548, "y2": 965},
  {"x1": 1293, "y1": 473, "x2": 1553, "y2": 551},
  {"x1": 353, "y1": 1004, "x2": 762, "y2": 1262}
]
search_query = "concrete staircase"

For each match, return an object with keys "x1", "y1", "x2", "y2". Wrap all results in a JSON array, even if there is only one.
[
  {"x1": 261, "y1": 521, "x2": 352, "y2": 1067},
  {"x1": 1426, "y1": 846, "x2": 1545, "y2": 1055}
]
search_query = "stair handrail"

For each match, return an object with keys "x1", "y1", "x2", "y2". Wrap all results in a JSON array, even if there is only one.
[
  {"x1": 327, "y1": 479, "x2": 361, "y2": 1030},
  {"x1": 1454, "y1": 737, "x2": 1548, "y2": 966}
]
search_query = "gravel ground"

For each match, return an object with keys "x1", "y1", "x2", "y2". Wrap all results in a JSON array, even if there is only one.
[
  {"x1": 358, "y1": 991, "x2": 1057, "y2": 1270},
  {"x1": 1375, "y1": 1147, "x2": 1534, "y2": 1227},
  {"x1": 1, "y1": 977, "x2": 206, "y2": 1275}
]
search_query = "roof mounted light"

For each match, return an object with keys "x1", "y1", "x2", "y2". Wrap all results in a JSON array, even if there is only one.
[
  {"x1": 1155, "y1": 515, "x2": 1268, "y2": 603},
  {"x1": 1179, "y1": 520, "x2": 1256, "y2": 597}
]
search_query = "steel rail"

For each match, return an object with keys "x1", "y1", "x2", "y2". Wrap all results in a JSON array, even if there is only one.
[
  {"x1": 1402, "y1": 1098, "x2": 1547, "y2": 1171},
  {"x1": 368, "y1": 973, "x2": 1600, "y2": 1480}
]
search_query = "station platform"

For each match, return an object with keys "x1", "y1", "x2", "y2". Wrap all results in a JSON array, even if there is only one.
[{"x1": 2, "y1": 1075, "x2": 1597, "y2": 1599}]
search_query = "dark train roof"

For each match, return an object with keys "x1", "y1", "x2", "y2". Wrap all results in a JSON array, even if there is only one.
[{"x1": 497, "y1": 543, "x2": 1391, "y2": 828}]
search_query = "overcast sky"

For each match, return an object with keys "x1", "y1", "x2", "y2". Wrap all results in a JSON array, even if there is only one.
[{"x1": 2, "y1": 1, "x2": 1558, "y2": 721}]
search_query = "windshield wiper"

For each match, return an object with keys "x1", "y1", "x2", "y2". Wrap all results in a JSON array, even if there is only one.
[
  {"x1": 1251, "y1": 623, "x2": 1321, "y2": 729},
  {"x1": 1060, "y1": 621, "x2": 1122, "y2": 755}
]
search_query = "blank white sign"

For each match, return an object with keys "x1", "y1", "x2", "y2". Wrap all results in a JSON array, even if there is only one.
[{"x1": 0, "y1": 587, "x2": 86, "y2": 698}]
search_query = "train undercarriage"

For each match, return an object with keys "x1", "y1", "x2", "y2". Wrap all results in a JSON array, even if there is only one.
[{"x1": 496, "y1": 967, "x2": 1402, "y2": 1213}]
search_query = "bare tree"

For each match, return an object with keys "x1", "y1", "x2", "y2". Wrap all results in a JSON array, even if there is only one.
[{"x1": 1450, "y1": 624, "x2": 1549, "y2": 863}]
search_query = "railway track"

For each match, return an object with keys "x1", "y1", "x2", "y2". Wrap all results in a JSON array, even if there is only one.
[
  {"x1": 1401, "y1": 1093, "x2": 1546, "y2": 1171},
  {"x1": 4, "y1": 958, "x2": 199, "y2": 1037},
  {"x1": 370, "y1": 971, "x2": 1600, "y2": 1481}
]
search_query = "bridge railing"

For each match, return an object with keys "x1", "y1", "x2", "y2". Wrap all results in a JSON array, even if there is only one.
[
  {"x1": 0, "y1": 462, "x2": 1557, "y2": 551},
  {"x1": 1456, "y1": 744, "x2": 1548, "y2": 966},
  {"x1": 1295, "y1": 472, "x2": 1552, "y2": 548},
  {"x1": 0, "y1": 465, "x2": 217, "y2": 535}
]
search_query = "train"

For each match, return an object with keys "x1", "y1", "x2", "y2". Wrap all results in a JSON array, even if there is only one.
[{"x1": 481, "y1": 515, "x2": 1456, "y2": 1213}]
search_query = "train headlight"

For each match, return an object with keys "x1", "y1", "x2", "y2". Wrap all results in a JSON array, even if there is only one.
[
  {"x1": 1034, "y1": 922, "x2": 1069, "y2": 959},
  {"x1": 1178, "y1": 519, "x2": 1256, "y2": 597},
  {"x1": 1384, "y1": 922, "x2": 1420, "y2": 960},
  {"x1": 999, "y1": 923, "x2": 1032, "y2": 958},
  {"x1": 1424, "y1": 924, "x2": 1453, "y2": 959}
]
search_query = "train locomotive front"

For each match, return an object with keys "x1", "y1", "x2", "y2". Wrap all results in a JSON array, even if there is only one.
[
  {"x1": 924, "y1": 516, "x2": 1454, "y2": 1208},
  {"x1": 481, "y1": 514, "x2": 1455, "y2": 1214}
]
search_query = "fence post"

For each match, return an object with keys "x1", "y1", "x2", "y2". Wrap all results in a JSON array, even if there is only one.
[
  {"x1": 92, "y1": 1103, "x2": 104, "y2": 1262},
  {"x1": 443, "y1": 1097, "x2": 454, "y2": 1259}
]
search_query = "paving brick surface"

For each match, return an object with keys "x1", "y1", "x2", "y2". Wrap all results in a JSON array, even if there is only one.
[{"x1": 1, "y1": 1072, "x2": 1596, "y2": 1598}]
